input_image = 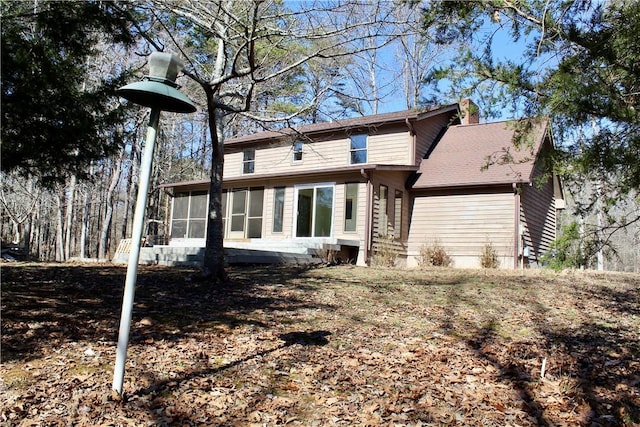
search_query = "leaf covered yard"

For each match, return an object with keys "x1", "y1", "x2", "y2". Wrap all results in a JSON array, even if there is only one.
[{"x1": 1, "y1": 264, "x2": 639, "y2": 426}]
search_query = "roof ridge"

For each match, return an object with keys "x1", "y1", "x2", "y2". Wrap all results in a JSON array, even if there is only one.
[
  {"x1": 452, "y1": 116, "x2": 548, "y2": 128},
  {"x1": 226, "y1": 103, "x2": 459, "y2": 145}
]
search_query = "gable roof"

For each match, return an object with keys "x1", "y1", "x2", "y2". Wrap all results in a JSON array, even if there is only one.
[
  {"x1": 225, "y1": 103, "x2": 459, "y2": 146},
  {"x1": 411, "y1": 119, "x2": 550, "y2": 189}
]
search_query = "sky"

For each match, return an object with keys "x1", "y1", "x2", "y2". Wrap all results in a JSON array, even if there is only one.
[{"x1": 371, "y1": 16, "x2": 546, "y2": 122}]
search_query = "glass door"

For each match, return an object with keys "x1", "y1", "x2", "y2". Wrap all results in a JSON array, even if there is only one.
[
  {"x1": 295, "y1": 184, "x2": 334, "y2": 238},
  {"x1": 229, "y1": 189, "x2": 247, "y2": 239}
]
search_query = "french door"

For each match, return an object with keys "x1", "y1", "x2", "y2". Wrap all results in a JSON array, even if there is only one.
[{"x1": 295, "y1": 184, "x2": 334, "y2": 237}]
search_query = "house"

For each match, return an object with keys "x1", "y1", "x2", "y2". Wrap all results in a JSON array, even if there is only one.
[{"x1": 147, "y1": 100, "x2": 564, "y2": 268}]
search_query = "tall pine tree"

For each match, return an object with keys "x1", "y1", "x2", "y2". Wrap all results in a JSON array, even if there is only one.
[{"x1": 1, "y1": 1, "x2": 134, "y2": 186}]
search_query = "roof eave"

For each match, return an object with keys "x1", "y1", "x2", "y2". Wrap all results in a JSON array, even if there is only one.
[
  {"x1": 411, "y1": 178, "x2": 531, "y2": 191},
  {"x1": 225, "y1": 104, "x2": 459, "y2": 147},
  {"x1": 161, "y1": 164, "x2": 419, "y2": 192}
]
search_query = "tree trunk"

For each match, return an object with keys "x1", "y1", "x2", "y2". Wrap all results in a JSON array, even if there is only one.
[
  {"x1": 64, "y1": 174, "x2": 76, "y2": 259},
  {"x1": 23, "y1": 215, "x2": 31, "y2": 261},
  {"x1": 55, "y1": 192, "x2": 65, "y2": 261},
  {"x1": 99, "y1": 152, "x2": 123, "y2": 260},
  {"x1": 30, "y1": 208, "x2": 39, "y2": 260},
  {"x1": 80, "y1": 185, "x2": 91, "y2": 259},
  {"x1": 202, "y1": 92, "x2": 226, "y2": 283},
  {"x1": 122, "y1": 138, "x2": 139, "y2": 240}
]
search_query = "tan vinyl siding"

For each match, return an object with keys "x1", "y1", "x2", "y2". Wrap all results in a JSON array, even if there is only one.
[
  {"x1": 225, "y1": 138, "x2": 350, "y2": 178},
  {"x1": 370, "y1": 171, "x2": 412, "y2": 262},
  {"x1": 413, "y1": 114, "x2": 454, "y2": 162},
  {"x1": 224, "y1": 129, "x2": 415, "y2": 179},
  {"x1": 223, "y1": 151, "x2": 243, "y2": 178},
  {"x1": 407, "y1": 192, "x2": 516, "y2": 268},
  {"x1": 366, "y1": 127, "x2": 412, "y2": 165},
  {"x1": 371, "y1": 171, "x2": 411, "y2": 241},
  {"x1": 520, "y1": 175, "x2": 556, "y2": 264}
]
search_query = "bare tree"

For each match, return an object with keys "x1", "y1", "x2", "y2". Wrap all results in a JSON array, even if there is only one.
[
  {"x1": 63, "y1": 175, "x2": 77, "y2": 260},
  {"x1": 120, "y1": 0, "x2": 411, "y2": 282},
  {"x1": 0, "y1": 174, "x2": 40, "y2": 257},
  {"x1": 98, "y1": 147, "x2": 125, "y2": 260},
  {"x1": 392, "y1": 3, "x2": 448, "y2": 110}
]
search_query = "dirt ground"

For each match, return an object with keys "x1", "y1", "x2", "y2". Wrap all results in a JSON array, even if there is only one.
[{"x1": 1, "y1": 263, "x2": 639, "y2": 426}]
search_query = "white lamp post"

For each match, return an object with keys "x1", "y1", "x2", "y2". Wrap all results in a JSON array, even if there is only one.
[{"x1": 112, "y1": 52, "x2": 196, "y2": 397}]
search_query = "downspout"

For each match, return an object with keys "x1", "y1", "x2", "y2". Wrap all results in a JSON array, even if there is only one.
[
  {"x1": 361, "y1": 168, "x2": 372, "y2": 265},
  {"x1": 513, "y1": 183, "x2": 520, "y2": 269}
]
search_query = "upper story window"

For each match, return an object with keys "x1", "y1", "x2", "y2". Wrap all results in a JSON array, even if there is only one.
[
  {"x1": 350, "y1": 134, "x2": 367, "y2": 164},
  {"x1": 293, "y1": 141, "x2": 303, "y2": 162},
  {"x1": 243, "y1": 148, "x2": 255, "y2": 174}
]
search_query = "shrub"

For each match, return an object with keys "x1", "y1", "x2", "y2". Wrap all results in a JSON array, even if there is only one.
[
  {"x1": 371, "y1": 235, "x2": 399, "y2": 267},
  {"x1": 541, "y1": 221, "x2": 586, "y2": 271},
  {"x1": 417, "y1": 239, "x2": 452, "y2": 268},
  {"x1": 479, "y1": 242, "x2": 500, "y2": 268}
]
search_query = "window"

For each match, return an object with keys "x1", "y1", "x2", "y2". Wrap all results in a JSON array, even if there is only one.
[
  {"x1": 344, "y1": 183, "x2": 358, "y2": 232},
  {"x1": 394, "y1": 190, "x2": 403, "y2": 239},
  {"x1": 293, "y1": 141, "x2": 303, "y2": 162},
  {"x1": 243, "y1": 148, "x2": 255, "y2": 174},
  {"x1": 228, "y1": 187, "x2": 264, "y2": 238},
  {"x1": 273, "y1": 187, "x2": 285, "y2": 233},
  {"x1": 230, "y1": 189, "x2": 247, "y2": 234},
  {"x1": 221, "y1": 189, "x2": 228, "y2": 236},
  {"x1": 247, "y1": 188, "x2": 264, "y2": 238},
  {"x1": 350, "y1": 134, "x2": 367, "y2": 164},
  {"x1": 171, "y1": 191, "x2": 208, "y2": 239},
  {"x1": 379, "y1": 185, "x2": 388, "y2": 236},
  {"x1": 295, "y1": 184, "x2": 334, "y2": 238}
]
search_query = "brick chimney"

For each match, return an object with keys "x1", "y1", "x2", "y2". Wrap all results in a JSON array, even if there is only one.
[{"x1": 459, "y1": 99, "x2": 480, "y2": 125}]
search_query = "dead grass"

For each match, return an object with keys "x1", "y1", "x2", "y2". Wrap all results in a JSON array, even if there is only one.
[{"x1": 1, "y1": 263, "x2": 639, "y2": 426}]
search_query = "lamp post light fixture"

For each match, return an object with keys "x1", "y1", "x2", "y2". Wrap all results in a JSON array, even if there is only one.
[{"x1": 112, "y1": 52, "x2": 195, "y2": 397}]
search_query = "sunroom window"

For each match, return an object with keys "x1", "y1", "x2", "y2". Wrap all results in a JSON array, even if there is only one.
[{"x1": 171, "y1": 191, "x2": 208, "y2": 239}]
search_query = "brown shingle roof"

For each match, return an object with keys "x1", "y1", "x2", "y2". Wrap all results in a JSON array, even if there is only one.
[
  {"x1": 412, "y1": 119, "x2": 549, "y2": 189},
  {"x1": 225, "y1": 104, "x2": 458, "y2": 145}
]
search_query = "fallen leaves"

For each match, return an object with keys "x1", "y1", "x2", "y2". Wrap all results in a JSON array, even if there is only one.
[{"x1": 1, "y1": 264, "x2": 639, "y2": 426}]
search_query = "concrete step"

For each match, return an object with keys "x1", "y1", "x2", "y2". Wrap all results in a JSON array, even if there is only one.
[{"x1": 112, "y1": 244, "x2": 322, "y2": 267}]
